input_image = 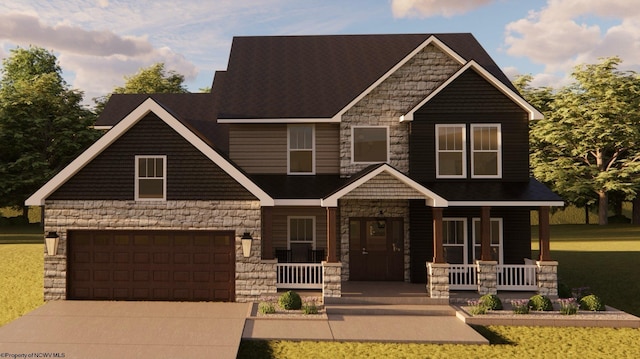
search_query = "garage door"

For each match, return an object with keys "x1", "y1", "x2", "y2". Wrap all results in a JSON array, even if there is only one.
[{"x1": 67, "y1": 230, "x2": 235, "y2": 301}]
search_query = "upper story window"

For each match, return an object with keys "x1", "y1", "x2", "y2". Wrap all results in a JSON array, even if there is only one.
[
  {"x1": 288, "y1": 125, "x2": 315, "y2": 174},
  {"x1": 352, "y1": 126, "x2": 389, "y2": 163},
  {"x1": 436, "y1": 124, "x2": 466, "y2": 178},
  {"x1": 471, "y1": 124, "x2": 501, "y2": 178},
  {"x1": 135, "y1": 156, "x2": 166, "y2": 200}
]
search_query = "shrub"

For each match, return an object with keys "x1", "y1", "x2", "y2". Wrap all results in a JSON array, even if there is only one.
[
  {"x1": 557, "y1": 282, "x2": 572, "y2": 299},
  {"x1": 558, "y1": 298, "x2": 578, "y2": 315},
  {"x1": 467, "y1": 300, "x2": 487, "y2": 315},
  {"x1": 579, "y1": 294, "x2": 605, "y2": 311},
  {"x1": 258, "y1": 302, "x2": 276, "y2": 314},
  {"x1": 278, "y1": 291, "x2": 302, "y2": 310},
  {"x1": 511, "y1": 299, "x2": 530, "y2": 314},
  {"x1": 528, "y1": 294, "x2": 553, "y2": 311},
  {"x1": 479, "y1": 294, "x2": 503, "y2": 310},
  {"x1": 302, "y1": 303, "x2": 318, "y2": 315}
]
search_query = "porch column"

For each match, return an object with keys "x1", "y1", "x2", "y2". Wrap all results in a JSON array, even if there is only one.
[
  {"x1": 326, "y1": 207, "x2": 338, "y2": 262},
  {"x1": 480, "y1": 206, "x2": 492, "y2": 261},
  {"x1": 261, "y1": 206, "x2": 273, "y2": 260},
  {"x1": 538, "y1": 206, "x2": 552, "y2": 261},
  {"x1": 432, "y1": 207, "x2": 444, "y2": 263}
]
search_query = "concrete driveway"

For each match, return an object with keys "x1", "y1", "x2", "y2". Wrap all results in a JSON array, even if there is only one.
[{"x1": 0, "y1": 301, "x2": 250, "y2": 359}]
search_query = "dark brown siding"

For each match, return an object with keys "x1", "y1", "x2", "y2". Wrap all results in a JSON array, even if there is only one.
[
  {"x1": 409, "y1": 202, "x2": 531, "y2": 283},
  {"x1": 410, "y1": 69, "x2": 530, "y2": 182},
  {"x1": 49, "y1": 114, "x2": 256, "y2": 201}
]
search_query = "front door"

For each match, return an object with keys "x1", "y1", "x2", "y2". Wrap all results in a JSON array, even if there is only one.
[{"x1": 349, "y1": 218, "x2": 403, "y2": 281}]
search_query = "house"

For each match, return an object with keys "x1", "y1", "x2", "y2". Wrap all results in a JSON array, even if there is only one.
[{"x1": 26, "y1": 33, "x2": 563, "y2": 303}]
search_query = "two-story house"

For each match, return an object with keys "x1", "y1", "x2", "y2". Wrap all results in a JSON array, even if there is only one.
[{"x1": 26, "y1": 33, "x2": 563, "y2": 303}]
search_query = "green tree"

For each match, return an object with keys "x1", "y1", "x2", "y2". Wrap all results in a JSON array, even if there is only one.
[
  {"x1": 94, "y1": 63, "x2": 188, "y2": 113},
  {"x1": 0, "y1": 46, "x2": 100, "y2": 218},
  {"x1": 529, "y1": 57, "x2": 640, "y2": 225}
]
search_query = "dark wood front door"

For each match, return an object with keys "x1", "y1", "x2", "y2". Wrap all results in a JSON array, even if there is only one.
[{"x1": 349, "y1": 218, "x2": 404, "y2": 281}]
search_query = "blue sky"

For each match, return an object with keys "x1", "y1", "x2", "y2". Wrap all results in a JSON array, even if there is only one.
[{"x1": 1, "y1": 0, "x2": 639, "y2": 106}]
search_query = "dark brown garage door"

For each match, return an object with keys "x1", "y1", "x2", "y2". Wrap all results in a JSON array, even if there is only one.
[{"x1": 68, "y1": 230, "x2": 235, "y2": 301}]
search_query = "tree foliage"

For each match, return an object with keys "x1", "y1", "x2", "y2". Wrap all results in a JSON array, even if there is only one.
[
  {"x1": 0, "y1": 46, "x2": 100, "y2": 216},
  {"x1": 94, "y1": 63, "x2": 188, "y2": 113},
  {"x1": 524, "y1": 57, "x2": 640, "y2": 224}
]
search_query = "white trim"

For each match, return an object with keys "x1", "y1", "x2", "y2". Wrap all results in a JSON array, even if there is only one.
[
  {"x1": 435, "y1": 124, "x2": 467, "y2": 179},
  {"x1": 470, "y1": 124, "x2": 502, "y2": 179},
  {"x1": 274, "y1": 199, "x2": 322, "y2": 206},
  {"x1": 217, "y1": 118, "x2": 337, "y2": 124},
  {"x1": 331, "y1": 36, "x2": 466, "y2": 122},
  {"x1": 401, "y1": 60, "x2": 544, "y2": 122},
  {"x1": 442, "y1": 218, "x2": 468, "y2": 264},
  {"x1": 287, "y1": 124, "x2": 316, "y2": 175},
  {"x1": 134, "y1": 155, "x2": 167, "y2": 201},
  {"x1": 25, "y1": 98, "x2": 275, "y2": 206},
  {"x1": 472, "y1": 217, "x2": 503, "y2": 264},
  {"x1": 287, "y1": 216, "x2": 316, "y2": 250},
  {"x1": 448, "y1": 201, "x2": 565, "y2": 207},
  {"x1": 351, "y1": 126, "x2": 390, "y2": 164},
  {"x1": 93, "y1": 126, "x2": 113, "y2": 130},
  {"x1": 321, "y1": 164, "x2": 448, "y2": 207}
]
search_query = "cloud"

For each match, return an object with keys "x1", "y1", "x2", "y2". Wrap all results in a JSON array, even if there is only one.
[{"x1": 391, "y1": 0, "x2": 494, "y2": 18}]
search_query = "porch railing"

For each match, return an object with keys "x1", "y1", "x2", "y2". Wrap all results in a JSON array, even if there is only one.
[
  {"x1": 448, "y1": 264, "x2": 538, "y2": 291},
  {"x1": 276, "y1": 263, "x2": 323, "y2": 289}
]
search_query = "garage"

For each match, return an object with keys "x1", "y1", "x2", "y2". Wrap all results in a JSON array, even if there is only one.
[{"x1": 67, "y1": 230, "x2": 235, "y2": 302}]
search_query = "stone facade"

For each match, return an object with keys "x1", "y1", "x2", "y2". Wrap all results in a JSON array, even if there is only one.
[
  {"x1": 339, "y1": 199, "x2": 410, "y2": 282},
  {"x1": 42, "y1": 199, "x2": 273, "y2": 302},
  {"x1": 340, "y1": 44, "x2": 461, "y2": 176},
  {"x1": 536, "y1": 260, "x2": 559, "y2": 297},
  {"x1": 476, "y1": 260, "x2": 498, "y2": 295},
  {"x1": 322, "y1": 262, "x2": 342, "y2": 298},
  {"x1": 427, "y1": 262, "x2": 449, "y2": 299}
]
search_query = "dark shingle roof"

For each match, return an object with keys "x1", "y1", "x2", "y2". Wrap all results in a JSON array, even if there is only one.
[
  {"x1": 249, "y1": 174, "x2": 347, "y2": 199},
  {"x1": 424, "y1": 178, "x2": 564, "y2": 203},
  {"x1": 218, "y1": 33, "x2": 514, "y2": 120}
]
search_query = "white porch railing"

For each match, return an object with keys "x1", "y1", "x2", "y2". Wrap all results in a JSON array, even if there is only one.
[
  {"x1": 497, "y1": 264, "x2": 538, "y2": 291},
  {"x1": 276, "y1": 263, "x2": 323, "y2": 289},
  {"x1": 448, "y1": 264, "x2": 538, "y2": 291}
]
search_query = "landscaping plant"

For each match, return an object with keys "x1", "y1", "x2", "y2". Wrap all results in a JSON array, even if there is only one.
[
  {"x1": 579, "y1": 294, "x2": 606, "y2": 311},
  {"x1": 258, "y1": 301, "x2": 276, "y2": 314},
  {"x1": 278, "y1": 291, "x2": 302, "y2": 310},
  {"x1": 467, "y1": 299, "x2": 487, "y2": 315},
  {"x1": 479, "y1": 294, "x2": 503, "y2": 310},
  {"x1": 558, "y1": 298, "x2": 579, "y2": 315},
  {"x1": 528, "y1": 294, "x2": 553, "y2": 311},
  {"x1": 510, "y1": 299, "x2": 530, "y2": 314}
]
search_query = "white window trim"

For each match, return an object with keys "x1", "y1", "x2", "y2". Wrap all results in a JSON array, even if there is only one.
[
  {"x1": 435, "y1": 124, "x2": 466, "y2": 179},
  {"x1": 442, "y1": 218, "x2": 468, "y2": 264},
  {"x1": 287, "y1": 124, "x2": 316, "y2": 175},
  {"x1": 470, "y1": 123, "x2": 502, "y2": 179},
  {"x1": 351, "y1": 126, "x2": 390, "y2": 164},
  {"x1": 287, "y1": 216, "x2": 316, "y2": 249},
  {"x1": 135, "y1": 155, "x2": 167, "y2": 201},
  {"x1": 471, "y1": 217, "x2": 503, "y2": 263}
]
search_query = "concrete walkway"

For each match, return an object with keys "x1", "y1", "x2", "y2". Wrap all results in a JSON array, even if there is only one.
[{"x1": 0, "y1": 301, "x2": 250, "y2": 359}]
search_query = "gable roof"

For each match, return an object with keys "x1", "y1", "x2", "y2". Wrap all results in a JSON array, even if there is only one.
[
  {"x1": 217, "y1": 33, "x2": 515, "y2": 122},
  {"x1": 26, "y1": 98, "x2": 274, "y2": 206}
]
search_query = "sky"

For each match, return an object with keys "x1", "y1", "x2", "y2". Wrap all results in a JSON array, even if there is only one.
[{"x1": 1, "y1": 0, "x2": 640, "y2": 107}]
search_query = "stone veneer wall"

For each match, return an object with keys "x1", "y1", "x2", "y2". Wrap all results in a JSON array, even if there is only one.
[
  {"x1": 339, "y1": 199, "x2": 410, "y2": 282},
  {"x1": 43, "y1": 200, "x2": 271, "y2": 302},
  {"x1": 536, "y1": 261, "x2": 559, "y2": 297},
  {"x1": 340, "y1": 44, "x2": 461, "y2": 176}
]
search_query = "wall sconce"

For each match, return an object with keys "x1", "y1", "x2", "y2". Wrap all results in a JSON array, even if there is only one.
[
  {"x1": 241, "y1": 232, "x2": 253, "y2": 258},
  {"x1": 45, "y1": 231, "x2": 60, "y2": 256}
]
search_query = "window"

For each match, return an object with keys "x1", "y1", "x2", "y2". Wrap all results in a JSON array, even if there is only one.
[
  {"x1": 288, "y1": 217, "x2": 315, "y2": 262},
  {"x1": 288, "y1": 125, "x2": 314, "y2": 174},
  {"x1": 352, "y1": 126, "x2": 388, "y2": 163},
  {"x1": 471, "y1": 124, "x2": 501, "y2": 178},
  {"x1": 135, "y1": 156, "x2": 166, "y2": 200},
  {"x1": 442, "y1": 218, "x2": 467, "y2": 264},
  {"x1": 472, "y1": 218, "x2": 503, "y2": 263},
  {"x1": 436, "y1": 124, "x2": 466, "y2": 178}
]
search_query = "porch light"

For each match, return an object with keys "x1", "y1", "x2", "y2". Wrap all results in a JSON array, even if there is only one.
[
  {"x1": 45, "y1": 231, "x2": 60, "y2": 256},
  {"x1": 241, "y1": 232, "x2": 253, "y2": 258}
]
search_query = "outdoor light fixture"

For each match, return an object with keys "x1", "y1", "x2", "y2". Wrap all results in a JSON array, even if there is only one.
[
  {"x1": 45, "y1": 231, "x2": 60, "y2": 256},
  {"x1": 241, "y1": 232, "x2": 253, "y2": 258}
]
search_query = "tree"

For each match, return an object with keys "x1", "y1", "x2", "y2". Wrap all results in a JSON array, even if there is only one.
[
  {"x1": 94, "y1": 63, "x2": 188, "y2": 113},
  {"x1": 529, "y1": 57, "x2": 640, "y2": 225},
  {"x1": 0, "y1": 46, "x2": 100, "y2": 218}
]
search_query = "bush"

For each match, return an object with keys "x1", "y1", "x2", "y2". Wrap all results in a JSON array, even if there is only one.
[
  {"x1": 558, "y1": 298, "x2": 578, "y2": 315},
  {"x1": 558, "y1": 282, "x2": 572, "y2": 299},
  {"x1": 528, "y1": 294, "x2": 553, "y2": 311},
  {"x1": 580, "y1": 294, "x2": 605, "y2": 311},
  {"x1": 258, "y1": 302, "x2": 276, "y2": 314},
  {"x1": 302, "y1": 303, "x2": 318, "y2": 315},
  {"x1": 467, "y1": 300, "x2": 487, "y2": 315},
  {"x1": 511, "y1": 299, "x2": 529, "y2": 314},
  {"x1": 278, "y1": 291, "x2": 302, "y2": 310},
  {"x1": 479, "y1": 294, "x2": 503, "y2": 310}
]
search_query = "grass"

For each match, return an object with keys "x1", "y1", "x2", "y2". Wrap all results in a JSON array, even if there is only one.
[{"x1": 0, "y1": 244, "x2": 44, "y2": 326}]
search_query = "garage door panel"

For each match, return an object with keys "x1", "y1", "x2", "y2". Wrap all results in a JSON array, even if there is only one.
[{"x1": 68, "y1": 230, "x2": 235, "y2": 301}]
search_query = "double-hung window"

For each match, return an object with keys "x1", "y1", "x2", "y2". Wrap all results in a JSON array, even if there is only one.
[
  {"x1": 135, "y1": 156, "x2": 166, "y2": 200},
  {"x1": 436, "y1": 124, "x2": 466, "y2": 178},
  {"x1": 442, "y1": 218, "x2": 467, "y2": 264},
  {"x1": 288, "y1": 216, "x2": 315, "y2": 262},
  {"x1": 352, "y1": 126, "x2": 389, "y2": 163},
  {"x1": 471, "y1": 124, "x2": 501, "y2": 178},
  {"x1": 288, "y1": 125, "x2": 314, "y2": 174}
]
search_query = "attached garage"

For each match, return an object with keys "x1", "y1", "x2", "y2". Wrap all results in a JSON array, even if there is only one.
[{"x1": 67, "y1": 230, "x2": 235, "y2": 302}]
